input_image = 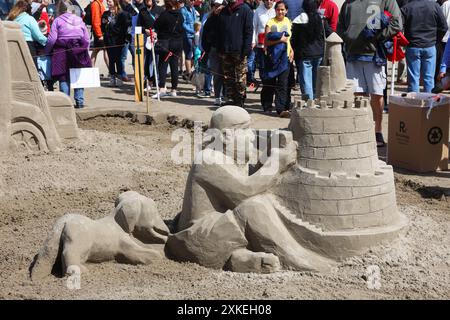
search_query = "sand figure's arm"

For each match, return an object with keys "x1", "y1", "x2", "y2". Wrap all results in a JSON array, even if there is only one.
[{"x1": 195, "y1": 142, "x2": 297, "y2": 207}]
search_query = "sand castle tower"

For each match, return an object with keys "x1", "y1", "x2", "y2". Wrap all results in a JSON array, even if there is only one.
[{"x1": 273, "y1": 33, "x2": 408, "y2": 259}]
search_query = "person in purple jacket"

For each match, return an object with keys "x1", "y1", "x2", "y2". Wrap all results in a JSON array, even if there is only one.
[{"x1": 45, "y1": 0, "x2": 91, "y2": 108}]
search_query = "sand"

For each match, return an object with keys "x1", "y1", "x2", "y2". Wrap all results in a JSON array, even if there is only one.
[{"x1": 0, "y1": 117, "x2": 449, "y2": 300}]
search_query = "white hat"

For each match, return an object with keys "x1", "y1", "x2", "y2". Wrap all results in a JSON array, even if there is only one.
[{"x1": 213, "y1": 0, "x2": 224, "y2": 5}]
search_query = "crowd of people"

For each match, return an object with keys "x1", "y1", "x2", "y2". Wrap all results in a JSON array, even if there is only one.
[{"x1": 2, "y1": 0, "x2": 450, "y2": 145}]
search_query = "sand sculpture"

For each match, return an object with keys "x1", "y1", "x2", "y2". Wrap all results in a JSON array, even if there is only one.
[
  {"x1": 168, "y1": 33, "x2": 407, "y2": 270},
  {"x1": 0, "y1": 21, "x2": 78, "y2": 154},
  {"x1": 167, "y1": 106, "x2": 336, "y2": 272},
  {"x1": 30, "y1": 191, "x2": 169, "y2": 279},
  {"x1": 32, "y1": 33, "x2": 408, "y2": 278}
]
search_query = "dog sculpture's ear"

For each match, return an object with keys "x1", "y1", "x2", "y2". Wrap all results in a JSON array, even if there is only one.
[{"x1": 114, "y1": 199, "x2": 141, "y2": 234}]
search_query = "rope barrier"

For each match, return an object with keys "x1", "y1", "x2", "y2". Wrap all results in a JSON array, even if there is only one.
[{"x1": 31, "y1": 41, "x2": 298, "y2": 91}]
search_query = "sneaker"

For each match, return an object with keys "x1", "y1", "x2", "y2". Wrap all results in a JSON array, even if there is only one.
[
  {"x1": 197, "y1": 92, "x2": 211, "y2": 98},
  {"x1": 152, "y1": 91, "x2": 168, "y2": 99},
  {"x1": 115, "y1": 78, "x2": 123, "y2": 87},
  {"x1": 109, "y1": 77, "x2": 116, "y2": 87},
  {"x1": 144, "y1": 85, "x2": 152, "y2": 93},
  {"x1": 432, "y1": 82, "x2": 444, "y2": 94},
  {"x1": 214, "y1": 98, "x2": 222, "y2": 106},
  {"x1": 168, "y1": 90, "x2": 177, "y2": 97}
]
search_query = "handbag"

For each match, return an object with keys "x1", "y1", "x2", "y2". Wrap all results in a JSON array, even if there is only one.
[{"x1": 154, "y1": 38, "x2": 170, "y2": 55}]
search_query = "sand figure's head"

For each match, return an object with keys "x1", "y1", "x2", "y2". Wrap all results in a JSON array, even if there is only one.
[
  {"x1": 206, "y1": 106, "x2": 256, "y2": 163},
  {"x1": 114, "y1": 191, "x2": 169, "y2": 244}
]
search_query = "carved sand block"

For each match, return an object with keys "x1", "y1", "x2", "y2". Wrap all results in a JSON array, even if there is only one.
[{"x1": 0, "y1": 21, "x2": 78, "y2": 154}]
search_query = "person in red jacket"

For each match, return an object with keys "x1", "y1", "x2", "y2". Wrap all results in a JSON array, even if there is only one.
[
  {"x1": 31, "y1": 0, "x2": 50, "y2": 32},
  {"x1": 318, "y1": 0, "x2": 338, "y2": 31},
  {"x1": 90, "y1": 0, "x2": 110, "y2": 68}
]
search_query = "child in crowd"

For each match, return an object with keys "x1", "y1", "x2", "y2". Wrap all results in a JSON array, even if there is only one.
[
  {"x1": 262, "y1": 1, "x2": 293, "y2": 117},
  {"x1": 191, "y1": 21, "x2": 205, "y2": 94},
  {"x1": 36, "y1": 18, "x2": 54, "y2": 91}
]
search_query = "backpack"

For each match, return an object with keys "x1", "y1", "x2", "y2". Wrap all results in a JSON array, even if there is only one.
[
  {"x1": 83, "y1": 0, "x2": 101, "y2": 26},
  {"x1": 83, "y1": 3, "x2": 92, "y2": 25}
]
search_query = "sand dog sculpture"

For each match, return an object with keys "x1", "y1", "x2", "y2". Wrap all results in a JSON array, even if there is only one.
[
  {"x1": 0, "y1": 20, "x2": 78, "y2": 154},
  {"x1": 31, "y1": 191, "x2": 169, "y2": 280},
  {"x1": 32, "y1": 33, "x2": 408, "y2": 278}
]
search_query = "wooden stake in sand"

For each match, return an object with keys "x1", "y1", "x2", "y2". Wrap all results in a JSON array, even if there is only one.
[{"x1": 134, "y1": 31, "x2": 144, "y2": 102}]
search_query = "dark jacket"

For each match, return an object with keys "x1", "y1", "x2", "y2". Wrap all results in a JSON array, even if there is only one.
[
  {"x1": 101, "y1": 10, "x2": 132, "y2": 46},
  {"x1": 337, "y1": 0, "x2": 402, "y2": 56},
  {"x1": 121, "y1": 3, "x2": 139, "y2": 16},
  {"x1": 291, "y1": 13, "x2": 333, "y2": 60},
  {"x1": 401, "y1": 0, "x2": 448, "y2": 48},
  {"x1": 138, "y1": 7, "x2": 157, "y2": 31},
  {"x1": 151, "y1": 5, "x2": 165, "y2": 19},
  {"x1": 153, "y1": 9, "x2": 184, "y2": 52},
  {"x1": 216, "y1": 1, "x2": 254, "y2": 56},
  {"x1": 201, "y1": 12, "x2": 220, "y2": 53}
]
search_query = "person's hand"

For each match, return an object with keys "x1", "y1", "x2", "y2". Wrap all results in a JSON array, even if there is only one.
[
  {"x1": 288, "y1": 50, "x2": 294, "y2": 63},
  {"x1": 280, "y1": 35, "x2": 288, "y2": 44},
  {"x1": 145, "y1": 29, "x2": 151, "y2": 36},
  {"x1": 251, "y1": 42, "x2": 256, "y2": 49},
  {"x1": 99, "y1": 36, "x2": 104, "y2": 41},
  {"x1": 437, "y1": 72, "x2": 446, "y2": 82}
]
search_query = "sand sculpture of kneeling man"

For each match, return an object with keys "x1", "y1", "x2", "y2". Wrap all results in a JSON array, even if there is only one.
[
  {"x1": 31, "y1": 191, "x2": 169, "y2": 280},
  {"x1": 167, "y1": 106, "x2": 335, "y2": 273}
]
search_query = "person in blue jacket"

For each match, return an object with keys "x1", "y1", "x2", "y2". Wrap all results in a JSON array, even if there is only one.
[
  {"x1": 7, "y1": 0, "x2": 48, "y2": 68},
  {"x1": 181, "y1": 0, "x2": 197, "y2": 77}
]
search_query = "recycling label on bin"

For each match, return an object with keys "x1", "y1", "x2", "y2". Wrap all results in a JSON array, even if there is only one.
[{"x1": 427, "y1": 127, "x2": 443, "y2": 145}]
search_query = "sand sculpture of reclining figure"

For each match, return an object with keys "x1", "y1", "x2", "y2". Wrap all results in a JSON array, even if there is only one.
[
  {"x1": 167, "y1": 106, "x2": 336, "y2": 273},
  {"x1": 30, "y1": 191, "x2": 169, "y2": 280}
]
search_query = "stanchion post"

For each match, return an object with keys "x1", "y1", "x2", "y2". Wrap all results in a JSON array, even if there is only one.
[{"x1": 134, "y1": 28, "x2": 144, "y2": 102}]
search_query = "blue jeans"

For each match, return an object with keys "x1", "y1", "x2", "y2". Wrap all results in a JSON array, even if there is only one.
[
  {"x1": 297, "y1": 57, "x2": 322, "y2": 100},
  {"x1": 120, "y1": 42, "x2": 134, "y2": 78},
  {"x1": 59, "y1": 81, "x2": 84, "y2": 106},
  {"x1": 406, "y1": 46, "x2": 436, "y2": 93},
  {"x1": 247, "y1": 48, "x2": 256, "y2": 83},
  {"x1": 255, "y1": 47, "x2": 265, "y2": 80},
  {"x1": 204, "y1": 70, "x2": 212, "y2": 94}
]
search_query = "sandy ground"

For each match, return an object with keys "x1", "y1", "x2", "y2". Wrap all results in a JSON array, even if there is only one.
[{"x1": 0, "y1": 116, "x2": 449, "y2": 300}]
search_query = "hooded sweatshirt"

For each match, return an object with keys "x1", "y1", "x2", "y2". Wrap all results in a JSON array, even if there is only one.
[
  {"x1": 45, "y1": 13, "x2": 90, "y2": 54},
  {"x1": 14, "y1": 12, "x2": 47, "y2": 46},
  {"x1": 319, "y1": 0, "x2": 339, "y2": 31},
  {"x1": 253, "y1": 2, "x2": 275, "y2": 48},
  {"x1": 153, "y1": 9, "x2": 184, "y2": 51},
  {"x1": 291, "y1": 12, "x2": 333, "y2": 60},
  {"x1": 337, "y1": 0, "x2": 402, "y2": 57},
  {"x1": 217, "y1": 0, "x2": 254, "y2": 56}
]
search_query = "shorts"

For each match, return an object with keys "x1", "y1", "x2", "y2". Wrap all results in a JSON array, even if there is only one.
[
  {"x1": 183, "y1": 36, "x2": 194, "y2": 60},
  {"x1": 93, "y1": 36, "x2": 105, "y2": 49},
  {"x1": 346, "y1": 60, "x2": 386, "y2": 95}
]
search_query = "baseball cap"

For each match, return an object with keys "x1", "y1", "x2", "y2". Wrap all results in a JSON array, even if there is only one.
[{"x1": 213, "y1": 0, "x2": 224, "y2": 5}]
